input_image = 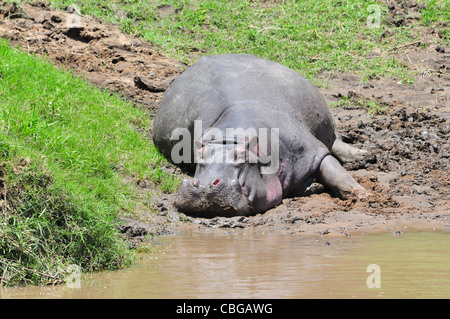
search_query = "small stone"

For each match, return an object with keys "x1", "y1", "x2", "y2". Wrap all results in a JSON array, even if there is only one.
[{"x1": 369, "y1": 202, "x2": 380, "y2": 208}]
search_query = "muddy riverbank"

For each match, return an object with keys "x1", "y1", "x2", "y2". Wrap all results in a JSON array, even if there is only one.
[{"x1": 1, "y1": 1, "x2": 448, "y2": 239}]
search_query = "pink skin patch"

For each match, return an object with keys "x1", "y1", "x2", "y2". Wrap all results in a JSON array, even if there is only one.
[{"x1": 262, "y1": 174, "x2": 283, "y2": 209}]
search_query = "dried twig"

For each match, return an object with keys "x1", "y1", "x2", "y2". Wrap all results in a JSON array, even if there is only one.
[{"x1": 388, "y1": 41, "x2": 421, "y2": 51}]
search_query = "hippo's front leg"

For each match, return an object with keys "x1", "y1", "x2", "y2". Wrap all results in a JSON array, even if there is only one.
[{"x1": 318, "y1": 155, "x2": 369, "y2": 199}]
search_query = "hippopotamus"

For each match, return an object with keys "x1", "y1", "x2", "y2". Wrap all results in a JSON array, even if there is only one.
[{"x1": 153, "y1": 53, "x2": 368, "y2": 217}]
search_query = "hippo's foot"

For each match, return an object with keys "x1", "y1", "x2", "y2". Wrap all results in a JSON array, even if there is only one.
[
  {"x1": 331, "y1": 137, "x2": 367, "y2": 164},
  {"x1": 318, "y1": 155, "x2": 370, "y2": 200}
]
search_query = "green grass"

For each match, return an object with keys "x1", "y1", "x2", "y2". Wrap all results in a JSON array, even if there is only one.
[
  {"x1": 44, "y1": 0, "x2": 449, "y2": 83},
  {"x1": 0, "y1": 39, "x2": 178, "y2": 286},
  {"x1": 420, "y1": 0, "x2": 450, "y2": 26},
  {"x1": 329, "y1": 94, "x2": 387, "y2": 116}
]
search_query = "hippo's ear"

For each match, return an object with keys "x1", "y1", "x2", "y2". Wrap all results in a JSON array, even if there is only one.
[
  {"x1": 194, "y1": 140, "x2": 203, "y2": 151},
  {"x1": 234, "y1": 145, "x2": 247, "y2": 164},
  {"x1": 194, "y1": 140, "x2": 204, "y2": 163},
  {"x1": 248, "y1": 135, "x2": 271, "y2": 165}
]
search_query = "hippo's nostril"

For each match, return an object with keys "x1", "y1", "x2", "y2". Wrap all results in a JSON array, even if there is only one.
[{"x1": 212, "y1": 178, "x2": 220, "y2": 186}]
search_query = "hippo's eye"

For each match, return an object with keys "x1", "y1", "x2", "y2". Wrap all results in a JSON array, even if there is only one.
[{"x1": 234, "y1": 146, "x2": 247, "y2": 164}]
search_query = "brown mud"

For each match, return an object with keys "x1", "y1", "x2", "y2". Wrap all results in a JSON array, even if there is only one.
[{"x1": 1, "y1": 1, "x2": 449, "y2": 239}]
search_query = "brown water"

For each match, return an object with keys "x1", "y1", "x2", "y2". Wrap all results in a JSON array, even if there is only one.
[{"x1": 1, "y1": 230, "x2": 449, "y2": 299}]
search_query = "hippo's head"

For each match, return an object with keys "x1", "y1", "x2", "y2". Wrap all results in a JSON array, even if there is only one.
[{"x1": 174, "y1": 135, "x2": 279, "y2": 217}]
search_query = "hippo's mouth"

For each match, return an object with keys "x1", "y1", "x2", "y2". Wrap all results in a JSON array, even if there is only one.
[{"x1": 174, "y1": 178, "x2": 252, "y2": 217}]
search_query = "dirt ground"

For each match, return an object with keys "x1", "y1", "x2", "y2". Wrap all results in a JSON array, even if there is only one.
[{"x1": 1, "y1": 1, "x2": 448, "y2": 239}]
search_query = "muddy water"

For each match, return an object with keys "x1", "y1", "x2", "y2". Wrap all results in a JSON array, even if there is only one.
[{"x1": 2, "y1": 230, "x2": 450, "y2": 299}]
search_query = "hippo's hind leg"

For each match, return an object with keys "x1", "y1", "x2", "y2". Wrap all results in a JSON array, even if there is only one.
[
  {"x1": 318, "y1": 155, "x2": 368, "y2": 200},
  {"x1": 331, "y1": 136, "x2": 367, "y2": 163}
]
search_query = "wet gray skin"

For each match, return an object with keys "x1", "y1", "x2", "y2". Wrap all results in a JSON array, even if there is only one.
[{"x1": 153, "y1": 54, "x2": 368, "y2": 217}]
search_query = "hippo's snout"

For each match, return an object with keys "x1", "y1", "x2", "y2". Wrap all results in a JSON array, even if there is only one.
[{"x1": 174, "y1": 177, "x2": 251, "y2": 217}]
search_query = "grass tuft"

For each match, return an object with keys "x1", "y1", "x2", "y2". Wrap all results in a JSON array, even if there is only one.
[{"x1": 0, "y1": 39, "x2": 178, "y2": 286}]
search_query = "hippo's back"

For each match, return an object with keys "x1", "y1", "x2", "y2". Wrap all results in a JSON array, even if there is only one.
[{"x1": 153, "y1": 54, "x2": 335, "y2": 160}]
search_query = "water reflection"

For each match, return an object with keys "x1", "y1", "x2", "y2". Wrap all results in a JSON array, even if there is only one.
[{"x1": 2, "y1": 230, "x2": 449, "y2": 298}]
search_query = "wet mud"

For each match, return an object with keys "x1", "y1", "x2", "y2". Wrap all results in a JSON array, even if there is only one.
[{"x1": 1, "y1": 1, "x2": 449, "y2": 239}]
